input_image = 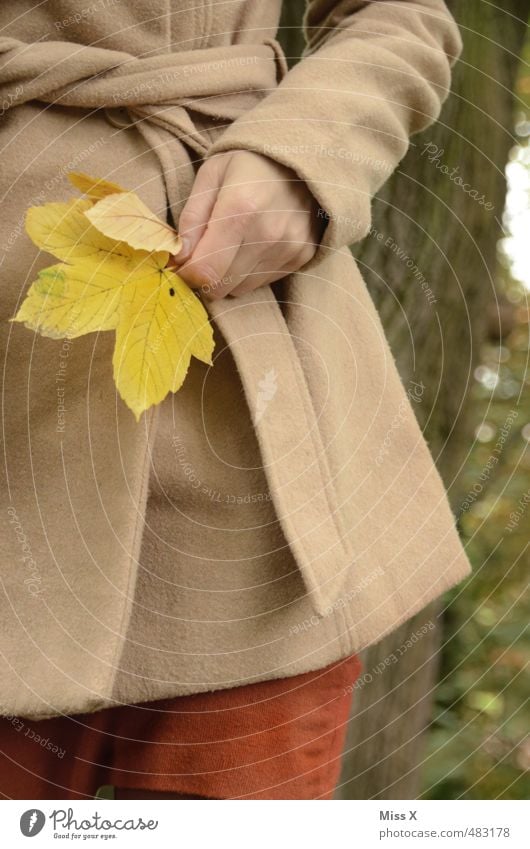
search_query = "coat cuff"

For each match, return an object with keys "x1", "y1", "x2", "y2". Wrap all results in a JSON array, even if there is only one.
[{"x1": 206, "y1": 0, "x2": 463, "y2": 252}]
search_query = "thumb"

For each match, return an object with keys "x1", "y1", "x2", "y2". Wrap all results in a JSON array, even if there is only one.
[{"x1": 174, "y1": 155, "x2": 230, "y2": 263}]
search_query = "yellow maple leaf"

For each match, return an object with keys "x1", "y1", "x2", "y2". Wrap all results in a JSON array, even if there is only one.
[
  {"x1": 69, "y1": 171, "x2": 183, "y2": 255},
  {"x1": 85, "y1": 190, "x2": 183, "y2": 255},
  {"x1": 68, "y1": 171, "x2": 126, "y2": 200},
  {"x1": 114, "y1": 270, "x2": 213, "y2": 419},
  {"x1": 13, "y1": 175, "x2": 213, "y2": 420},
  {"x1": 26, "y1": 198, "x2": 135, "y2": 263},
  {"x1": 14, "y1": 260, "x2": 124, "y2": 337}
]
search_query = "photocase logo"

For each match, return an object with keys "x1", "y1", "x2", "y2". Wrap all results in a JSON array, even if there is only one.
[
  {"x1": 20, "y1": 809, "x2": 46, "y2": 837},
  {"x1": 254, "y1": 368, "x2": 278, "y2": 424}
]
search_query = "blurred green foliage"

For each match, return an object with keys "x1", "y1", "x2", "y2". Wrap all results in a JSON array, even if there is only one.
[
  {"x1": 423, "y1": 50, "x2": 530, "y2": 797},
  {"x1": 425, "y1": 309, "x2": 530, "y2": 799}
]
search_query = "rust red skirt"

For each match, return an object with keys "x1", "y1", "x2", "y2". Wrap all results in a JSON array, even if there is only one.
[{"x1": 0, "y1": 654, "x2": 361, "y2": 800}]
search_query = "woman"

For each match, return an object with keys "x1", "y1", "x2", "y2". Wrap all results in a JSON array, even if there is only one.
[{"x1": 0, "y1": 0, "x2": 469, "y2": 799}]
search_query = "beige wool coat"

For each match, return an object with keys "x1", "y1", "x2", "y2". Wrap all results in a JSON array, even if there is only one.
[{"x1": 0, "y1": 0, "x2": 471, "y2": 720}]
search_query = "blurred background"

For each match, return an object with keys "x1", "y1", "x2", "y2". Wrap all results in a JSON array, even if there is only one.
[{"x1": 279, "y1": 1, "x2": 530, "y2": 799}]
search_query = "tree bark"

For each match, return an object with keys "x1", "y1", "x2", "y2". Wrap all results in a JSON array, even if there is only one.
[{"x1": 278, "y1": 0, "x2": 530, "y2": 798}]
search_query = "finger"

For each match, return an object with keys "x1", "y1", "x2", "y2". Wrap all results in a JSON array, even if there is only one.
[
  {"x1": 213, "y1": 242, "x2": 264, "y2": 290},
  {"x1": 178, "y1": 193, "x2": 257, "y2": 298},
  {"x1": 215, "y1": 210, "x2": 291, "y2": 292},
  {"x1": 229, "y1": 244, "x2": 316, "y2": 297},
  {"x1": 174, "y1": 155, "x2": 231, "y2": 262},
  {"x1": 229, "y1": 270, "x2": 280, "y2": 297},
  {"x1": 226, "y1": 246, "x2": 286, "y2": 296}
]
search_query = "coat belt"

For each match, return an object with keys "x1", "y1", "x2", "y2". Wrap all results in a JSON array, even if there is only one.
[{"x1": 0, "y1": 37, "x2": 287, "y2": 149}]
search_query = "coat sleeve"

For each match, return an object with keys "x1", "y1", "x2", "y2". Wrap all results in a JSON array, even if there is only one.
[{"x1": 206, "y1": 0, "x2": 463, "y2": 249}]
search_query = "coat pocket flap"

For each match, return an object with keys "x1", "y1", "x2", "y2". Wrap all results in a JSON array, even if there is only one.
[{"x1": 206, "y1": 286, "x2": 354, "y2": 617}]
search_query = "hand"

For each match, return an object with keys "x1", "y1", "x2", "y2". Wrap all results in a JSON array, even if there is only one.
[{"x1": 172, "y1": 150, "x2": 324, "y2": 299}]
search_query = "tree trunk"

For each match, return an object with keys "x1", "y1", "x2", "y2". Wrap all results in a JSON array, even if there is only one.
[{"x1": 278, "y1": 0, "x2": 530, "y2": 798}]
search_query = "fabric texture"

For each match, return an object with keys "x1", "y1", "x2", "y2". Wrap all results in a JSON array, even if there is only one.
[
  {"x1": 0, "y1": 654, "x2": 361, "y2": 800},
  {"x1": 0, "y1": 0, "x2": 471, "y2": 720}
]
